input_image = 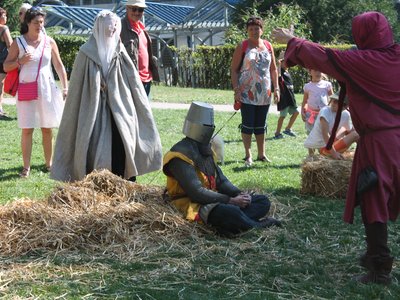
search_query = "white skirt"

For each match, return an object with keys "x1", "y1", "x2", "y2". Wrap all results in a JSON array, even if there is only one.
[{"x1": 17, "y1": 81, "x2": 64, "y2": 129}]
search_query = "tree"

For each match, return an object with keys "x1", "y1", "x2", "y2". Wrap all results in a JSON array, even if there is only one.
[
  {"x1": 1, "y1": 0, "x2": 26, "y2": 33},
  {"x1": 231, "y1": 0, "x2": 400, "y2": 42},
  {"x1": 225, "y1": 2, "x2": 311, "y2": 45},
  {"x1": 296, "y1": 0, "x2": 399, "y2": 42}
]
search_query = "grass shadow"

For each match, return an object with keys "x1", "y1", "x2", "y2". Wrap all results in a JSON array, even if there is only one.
[
  {"x1": 0, "y1": 164, "x2": 49, "y2": 181},
  {"x1": 0, "y1": 115, "x2": 17, "y2": 121},
  {"x1": 266, "y1": 136, "x2": 298, "y2": 141}
]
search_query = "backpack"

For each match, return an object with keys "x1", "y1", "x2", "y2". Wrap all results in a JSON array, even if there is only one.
[{"x1": 241, "y1": 39, "x2": 272, "y2": 55}]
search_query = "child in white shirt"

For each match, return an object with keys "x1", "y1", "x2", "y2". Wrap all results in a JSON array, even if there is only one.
[
  {"x1": 304, "y1": 92, "x2": 359, "y2": 159},
  {"x1": 301, "y1": 69, "x2": 333, "y2": 155}
]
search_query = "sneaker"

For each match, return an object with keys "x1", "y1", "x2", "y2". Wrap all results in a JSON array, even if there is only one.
[
  {"x1": 283, "y1": 129, "x2": 296, "y2": 137},
  {"x1": 256, "y1": 156, "x2": 271, "y2": 163},
  {"x1": 0, "y1": 108, "x2": 7, "y2": 118},
  {"x1": 273, "y1": 133, "x2": 284, "y2": 139},
  {"x1": 243, "y1": 157, "x2": 253, "y2": 167},
  {"x1": 19, "y1": 167, "x2": 30, "y2": 178}
]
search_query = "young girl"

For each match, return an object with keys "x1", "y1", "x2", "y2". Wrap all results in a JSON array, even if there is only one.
[
  {"x1": 304, "y1": 92, "x2": 359, "y2": 159},
  {"x1": 301, "y1": 69, "x2": 333, "y2": 155}
]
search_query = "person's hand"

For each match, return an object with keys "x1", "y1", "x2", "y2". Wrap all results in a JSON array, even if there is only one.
[
  {"x1": 301, "y1": 109, "x2": 306, "y2": 122},
  {"x1": 330, "y1": 149, "x2": 344, "y2": 160},
  {"x1": 229, "y1": 193, "x2": 251, "y2": 208},
  {"x1": 234, "y1": 87, "x2": 241, "y2": 102},
  {"x1": 62, "y1": 89, "x2": 68, "y2": 101},
  {"x1": 274, "y1": 90, "x2": 280, "y2": 104},
  {"x1": 18, "y1": 52, "x2": 34, "y2": 65},
  {"x1": 271, "y1": 28, "x2": 295, "y2": 44}
]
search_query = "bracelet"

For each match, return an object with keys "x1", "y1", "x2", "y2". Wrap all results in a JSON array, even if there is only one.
[{"x1": 62, "y1": 88, "x2": 68, "y2": 91}]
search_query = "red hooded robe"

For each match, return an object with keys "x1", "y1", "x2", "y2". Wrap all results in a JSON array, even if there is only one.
[{"x1": 284, "y1": 12, "x2": 400, "y2": 224}]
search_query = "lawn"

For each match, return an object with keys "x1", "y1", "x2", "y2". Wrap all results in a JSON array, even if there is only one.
[
  {"x1": 0, "y1": 86, "x2": 399, "y2": 299},
  {"x1": 151, "y1": 85, "x2": 235, "y2": 104}
]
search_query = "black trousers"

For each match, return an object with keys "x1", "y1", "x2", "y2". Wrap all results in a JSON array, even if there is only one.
[
  {"x1": 111, "y1": 115, "x2": 136, "y2": 182},
  {"x1": 364, "y1": 222, "x2": 390, "y2": 258},
  {"x1": 111, "y1": 115, "x2": 125, "y2": 177},
  {"x1": 207, "y1": 194, "x2": 271, "y2": 235}
]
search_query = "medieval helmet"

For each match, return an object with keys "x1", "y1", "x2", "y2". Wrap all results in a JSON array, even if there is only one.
[{"x1": 183, "y1": 101, "x2": 215, "y2": 144}]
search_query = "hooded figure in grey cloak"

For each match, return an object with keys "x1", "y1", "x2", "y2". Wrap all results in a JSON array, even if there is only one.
[{"x1": 51, "y1": 10, "x2": 162, "y2": 182}]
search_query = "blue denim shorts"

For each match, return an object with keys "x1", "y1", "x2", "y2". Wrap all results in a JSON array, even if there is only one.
[{"x1": 240, "y1": 103, "x2": 270, "y2": 135}]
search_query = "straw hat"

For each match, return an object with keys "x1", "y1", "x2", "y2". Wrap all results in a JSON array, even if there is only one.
[{"x1": 126, "y1": 0, "x2": 147, "y2": 7}]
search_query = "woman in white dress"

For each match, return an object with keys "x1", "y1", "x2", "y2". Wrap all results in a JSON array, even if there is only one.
[{"x1": 4, "y1": 7, "x2": 68, "y2": 177}]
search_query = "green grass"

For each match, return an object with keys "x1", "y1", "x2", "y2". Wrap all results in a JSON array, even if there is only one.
[
  {"x1": 151, "y1": 84, "x2": 235, "y2": 104},
  {"x1": 0, "y1": 87, "x2": 399, "y2": 299}
]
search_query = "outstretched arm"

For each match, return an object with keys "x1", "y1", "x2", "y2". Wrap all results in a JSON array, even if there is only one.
[{"x1": 271, "y1": 28, "x2": 347, "y2": 82}]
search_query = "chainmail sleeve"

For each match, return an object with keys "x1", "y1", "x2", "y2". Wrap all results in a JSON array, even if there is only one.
[
  {"x1": 167, "y1": 158, "x2": 230, "y2": 205},
  {"x1": 215, "y1": 165, "x2": 241, "y2": 197}
]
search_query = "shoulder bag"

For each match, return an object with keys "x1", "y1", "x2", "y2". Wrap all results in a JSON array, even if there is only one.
[
  {"x1": 3, "y1": 37, "x2": 27, "y2": 97},
  {"x1": 18, "y1": 35, "x2": 46, "y2": 101}
]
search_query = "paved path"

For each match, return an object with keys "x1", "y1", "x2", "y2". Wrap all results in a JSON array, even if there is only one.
[{"x1": 3, "y1": 97, "x2": 279, "y2": 114}]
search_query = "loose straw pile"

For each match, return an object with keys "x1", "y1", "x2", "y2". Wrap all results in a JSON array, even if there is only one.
[
  {"x1": 300, "y1": 153, "x2": 353, "y2": 198},
  {"x1": 0, "y1": 170, "x2": 209, "y2": 256}
]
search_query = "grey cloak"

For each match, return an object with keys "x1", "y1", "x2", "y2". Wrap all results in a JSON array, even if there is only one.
[{"x1": 51, "y1": 36, "x2": 162, "y2": 182}]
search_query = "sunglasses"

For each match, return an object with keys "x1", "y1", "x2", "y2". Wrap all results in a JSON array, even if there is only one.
[
  {"x1": 30, "y1": 6, "x2": 44, "y2": 12},
  {"x1": 127, "y1": 7, "x2": 145, "y2": 13}
]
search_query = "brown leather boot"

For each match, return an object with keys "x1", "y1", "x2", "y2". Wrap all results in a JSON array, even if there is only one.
[
  {"x1": 355, "y1": 256, "x2": 393, "y2": 285},
  {"x1": 359, "y1": 252, "x2": 372, "y2": 269}
]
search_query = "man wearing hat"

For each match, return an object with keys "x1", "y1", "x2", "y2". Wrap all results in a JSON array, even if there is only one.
[
  {"x1": 304, "y1": 91, "x2": 359, "y2": 159},
  {"x1": 120, "y1": 0, "x2": 159, "y2": 97},
  {"x1": 163, "y1": 102, "x2": 281, "y2": 236}
]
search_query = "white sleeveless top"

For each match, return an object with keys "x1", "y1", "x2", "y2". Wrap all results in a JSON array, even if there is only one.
[{"x1": 16, "y1": 34, "x2": 64, "y2": 128}]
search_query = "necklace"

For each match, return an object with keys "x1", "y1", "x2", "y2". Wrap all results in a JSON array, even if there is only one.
[{"x1": 25, "y1": 35, "x2": 41, "y2": 46}]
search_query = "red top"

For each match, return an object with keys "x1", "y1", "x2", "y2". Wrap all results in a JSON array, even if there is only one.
[{"x1": 129, "y1": 19, "x2": 152, "y2": 82}]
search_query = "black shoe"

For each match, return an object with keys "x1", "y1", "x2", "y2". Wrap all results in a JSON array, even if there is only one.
[
  {"x1": 283, "y1": 129, "x2": 297, "y2": 137},
  {"x1": 259, "y1": 217, "x2": 282, "y2": 228}
]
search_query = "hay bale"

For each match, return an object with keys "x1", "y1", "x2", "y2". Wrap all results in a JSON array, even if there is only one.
[
  {"x1": 300, "y1": 154, "x2": 353, "y2": 198},
  {"x1": 0, "y1": 169, "x2": 211, "y2": 256}
]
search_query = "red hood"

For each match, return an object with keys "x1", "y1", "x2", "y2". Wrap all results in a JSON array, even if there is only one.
[{"x1": 352, "y1": 11, "x2": 394, "y2": 50}]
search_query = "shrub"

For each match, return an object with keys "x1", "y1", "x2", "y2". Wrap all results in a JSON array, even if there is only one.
[
  {"x1": 10, "y1": 30, "x2": 351, "y2": 91},
  {"x1": 172, "y1": 43, "x2": 352, "y2": 92},
  {"x1": 52, "y1": 35, "x2": 87, "y2": 78}
]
